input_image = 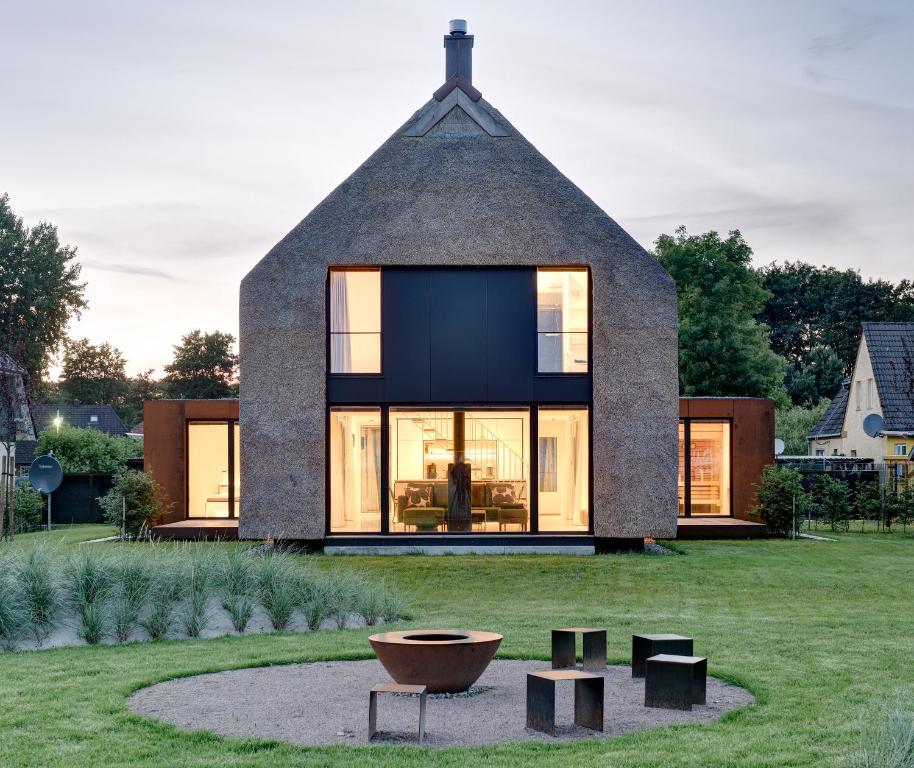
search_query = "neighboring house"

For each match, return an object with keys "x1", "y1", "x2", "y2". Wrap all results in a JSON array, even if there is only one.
[
  {"x1": 808, "y1": 323, "x2": 914, "y2": 473},
  {"x1": 234, "y1": 21, "x2": 679, "y2": 549},
  {"x1": 127, "y1": 421, "x2": 144, "y2": 440},
  {"x1": 16, "y1": 404, "x2": 129, "y2": 470},
  {"x1": 1, "y1": 352, "x2": 35, "y2": 486}
]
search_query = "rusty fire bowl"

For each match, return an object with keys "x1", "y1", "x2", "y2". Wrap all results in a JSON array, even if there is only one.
[{"x1": 368, "y1": 629, "x2": 503, "y2": 693}]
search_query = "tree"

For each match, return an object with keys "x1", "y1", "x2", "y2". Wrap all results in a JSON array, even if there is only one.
[
  {"x1": 810, "y1": 474, "x2": 851, "y2": 532},
  {"x1": 162, "y1": 330, "x2": 238, "y2": 399},
  {"x1": 776, "y1": 399, "x2": 831, "y2": 455},
  {"x1": 852, "y1": 480, "x2": 883, "y2": 532},
  {"x1": 653, "y1": 227, "x2": 786, "y2": 399},
  {"x1": 98, "y1": 468, "x2": 168, "y2": 537},
  {"x1": 784, "y1": 345, "x2": 845, "y2": 406},
  {"x1": 1, "y1": 347, "x2": 31, "y2": 540},
  {"x1": 759, "y1": 261, "x2": 914, "y2": 384},
  {"x1": 58, "y1": 338, "x2": 128, "y2": 407},
  {"x1": 121, "y1": 370, "x2": 163, "y2": 428},
  {"x1": 0, "y1": 194, "x2": 87, "y2": 384},
  {"x1": 753, "y1": 465, "x2": 808, "y2": 536},
  {"x1": 35, "y1": 426, "x2": 142, "y2": 473}
]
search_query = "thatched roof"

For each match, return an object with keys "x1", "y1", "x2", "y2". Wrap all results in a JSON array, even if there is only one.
[{"x1": 242, "y1": 86, "x2": 672, "y2": 301}]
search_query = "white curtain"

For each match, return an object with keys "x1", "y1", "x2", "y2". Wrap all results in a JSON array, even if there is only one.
[
  {"x1": 330, "y1": 272, "x2": 351, "y2": 372},
  {"x1": 361, "y1": 425, "x2": 381, "y2": 513}
]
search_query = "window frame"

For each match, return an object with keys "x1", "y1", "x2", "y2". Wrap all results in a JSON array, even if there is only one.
[
  {"x1": 535, "y1": 267, "x2": 592, "y2": 376},
  {"x1": 678, "y1": 417, "x2": 734, "y2": 518},
  {"x1": 327, "y1": 267, "x2": 383, "y2": 377},
  {"x1": 185, "y1": 418, "x2": 238, "y2": 520}
]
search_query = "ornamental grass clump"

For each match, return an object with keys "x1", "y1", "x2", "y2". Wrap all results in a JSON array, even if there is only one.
[
  {"x1": 142, "y1": 557, "x2": 183, "y2": 640},
  {"x1": 64, "y1": 549, "x2": 112, "y2": 645},
  {"x1": 0, "y1": 553, "x2": 27, "y2": 650},
  {"x1": 298, "y1": 571, "x2": 333, "y2": 631},
  {"x1": 380, "y1": 582, "x2": 410, "y2": 623},
  {"x1": 20, "y1": 546, "x2": 58, "y2": 646},
  {"x1": 180, "y1": 545, "x2": 216, "y2": 638},
  {"x1": 110, "y1": 554, "x2": 151, "y2": 643},
  {"x1": 328, "y1": 569, "x2": 362, "y2": 630},
  {"x1": 256, "y1": 550, "x2": 296, "y2": 631},
  {"x1": 218, "y1": 548, "x2": 255, "y2": 633},
  {"x1": 848, "y1": 697, "x2": 914, "y2": 768}
]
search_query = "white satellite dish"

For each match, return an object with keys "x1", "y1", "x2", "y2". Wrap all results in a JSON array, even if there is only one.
[
  {"x1": 774, "y1": 438, "x2": 785, "y2": 456},
  {"x1": 863, "y1": 413, "x2": 885, "y2": 438}
]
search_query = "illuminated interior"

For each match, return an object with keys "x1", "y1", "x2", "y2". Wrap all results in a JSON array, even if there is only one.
[
  {"x1": 536, "y1": 269, "x2": 589, "y2": 373},
  {"x1": 329, "y1": 409, "x2": 382, "y2": 533},
  {"x1": 678, "y1": 420, "x2": 731, "y2": 516},
  {"x1": 537, "y1": 409, "x2": 590, "y2": 531},
  {"x1": 187, "y1": 421, "x2": 239, "y2": 519},
  {"x1": 329, "y1": 269, "x2": 381, "y2": 373},
  {"x1": 388, "y1": 409, "x2": 530, "y2": 532}
]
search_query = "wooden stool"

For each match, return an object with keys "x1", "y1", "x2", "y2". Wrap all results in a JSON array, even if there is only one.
[
  {"x1": 526, "y1": 669, "x2": 603, "y2": 736},
  {"x1": 368, "y1": 683, "x2": 427, "y2": 743},
  {"x1": 644, "y1": 654, "x2": 707, "y2": 711},
  {"x1": 552, "y1": 627, "x2": 607, "y2": 672},
  {"x1": 631, "y1": 633, "x2": 693, "y2": 677}
]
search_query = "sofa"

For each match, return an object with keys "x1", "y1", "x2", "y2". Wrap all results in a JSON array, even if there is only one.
[{"x1": 393, "y1": 479, "x2": 528, "y2": 531}]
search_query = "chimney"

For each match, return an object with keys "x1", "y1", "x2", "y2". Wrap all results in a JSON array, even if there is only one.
[{"x1": 444, "y1": 19, "x2": 473, "y2": 85}]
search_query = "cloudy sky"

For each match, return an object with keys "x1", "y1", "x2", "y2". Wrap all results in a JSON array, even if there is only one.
[{"x1": 3, "y1": 1, "x2": 912, "y2": 375}]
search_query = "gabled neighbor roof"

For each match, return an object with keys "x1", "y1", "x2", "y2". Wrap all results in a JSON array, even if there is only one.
[
  {"x1": 863, "y1": 322, "x2": 914, "y2": 433},
  {"x1": 31, "y1": 404, "x2": 128, "y2": 437},
  {"x1": 808, "y1": 378, "x2": 850, "y2": 440}
]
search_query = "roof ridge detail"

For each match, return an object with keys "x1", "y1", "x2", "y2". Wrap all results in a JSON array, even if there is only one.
[
  {"x1": 404, "y1": 89, "x2": 509, "y2": 138},
  {"x1": 433, "y1": 74, "x2": 482, "y2": 103}
]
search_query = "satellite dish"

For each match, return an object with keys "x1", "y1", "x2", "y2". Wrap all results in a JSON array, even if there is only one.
[
  {"x1": 29, "y1": 454, "x2": 63, "y2": 494},
  {"x1": 774, "y1": 438, "x2": 785, "y2": 456},
  {"x1": 863, "y1": 413, "x2": 885, "y2": 439}
]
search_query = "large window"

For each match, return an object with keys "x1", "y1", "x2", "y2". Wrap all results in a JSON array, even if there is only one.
[
  {"x1": 329, "y1": 269, "x2": 381, "y2": 374},
  {"x1": 537, "y1": 409, "x2": 589, "y2": 531},
  {"x1": 388, "y1": 409, "x2": 530, "y2": 533},
  {"x1": 678, "y1": 420, "x2": 731, "y2": 516},
  {"x1": 329, "y1": 409, "x2": 382, "y2": 533},
  {"x1": 187, "y1": 421, "x2": 239, "y2": 518},
  {"x1": 536, "y1": 269, "x2": 589, "y2": 373}
]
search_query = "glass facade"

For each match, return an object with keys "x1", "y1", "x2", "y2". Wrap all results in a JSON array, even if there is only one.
[
  {"x1": 536, "y1": 269, "x2": 589, "y2": 373},
  {"x1": 329, "y1": 269, "x2": 381, "y2": 373},
  {"x1": 187, "y1": 421, "x2": 239, "y2": 518},
  {"x1": 388, "y1": 409, "x2": 530, "y2": 533},
  {"x1": 678, "y1": 420, "x2": 731, "y2": 516},
  {"x1": 537, "y1": 409, "x2": 590, "y2": 531},
  {"x1": 329, "y1": 409, "x2": 382, "y2": 533}
]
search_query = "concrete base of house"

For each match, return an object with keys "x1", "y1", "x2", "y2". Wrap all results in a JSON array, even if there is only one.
[{"x1": 323, "y1": 534, "x2": 597, "y2": 555}]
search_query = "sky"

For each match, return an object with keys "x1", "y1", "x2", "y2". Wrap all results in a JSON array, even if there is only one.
[{"x1": 3, "y1": 0, "x2": 913, "y2": 375}]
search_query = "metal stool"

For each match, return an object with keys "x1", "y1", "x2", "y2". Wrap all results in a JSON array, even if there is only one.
[
  {"x1": 631, "y1": 633, "x2": 693, "y2": 677},
  {"x1": 368, "y1": 683, "x2": 427, "y2": 743},
  {"x1": 552, "y1": 627, "x2": 607, "y2": 672},
  {"x1": 644, "y1": 654, "x2": 707, "y2": 711},
  {"x1": 526, "y1": 669, "x2": 603, "y2": 735}
]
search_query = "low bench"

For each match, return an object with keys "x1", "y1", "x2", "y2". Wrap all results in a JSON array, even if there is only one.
[
  {"x1": 368, "y1": 683, "x2": 427, "y2": 743},
  {"x1": 644, "y1": 654, "x2": 707, "y2": 711},
  {"x1": 552, "y1": 627, "x2": 607, "y2": 672},
  {"x1": 631, "y1": 633, "x2": 693, "y2": 677},
  {"x1": 526, "y1": 669, "x2": 603, "y2": 736}
]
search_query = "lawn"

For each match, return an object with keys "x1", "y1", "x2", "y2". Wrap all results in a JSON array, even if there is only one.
[{"x1": 1, "y1": 530, "x2": 913, "y2": 767}]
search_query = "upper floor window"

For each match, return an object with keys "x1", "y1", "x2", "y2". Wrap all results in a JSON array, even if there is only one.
[
  {"x1": 536, "y1": 269, "x2": 589, "y2": 373},
  {"x1": 855, "y1": 381, "x2": 862, "y2": 411},
  {"x1": 329, "y1": 269, "x2": 381, "y2": 374},
  {"x1": 866, "y1": 378, "x2": 875, "y2": 409},
  {"x1": 896, "y1": 444, "x2": 908, "y2": 457}
]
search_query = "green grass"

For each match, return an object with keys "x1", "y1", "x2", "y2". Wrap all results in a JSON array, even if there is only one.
[
  {"x1": 1, "y1": 529, "x2": 913, "y2": 766},
  {"x1": 9, "y1": 524, "x2": 117, "y2": 547}
]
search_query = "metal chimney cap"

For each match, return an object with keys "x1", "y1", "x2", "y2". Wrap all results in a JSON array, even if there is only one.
[{"x1": 449, "y1": 19, "x2": 467, "y2": 35}]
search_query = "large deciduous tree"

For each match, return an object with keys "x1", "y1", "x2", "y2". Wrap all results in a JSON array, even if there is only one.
[
  {"x1": 758, "y1": 261, "x2": 914, "y2": 393},
  {"x1": 59, "y1": 338, "x2": 128, "y2": 407},
  {"x1": 0, "y1": 194, "x2": 87, "y2": 383},
  {"x1": 162, "y1": 330, "x2": 238, "y2": 399},
  {"x1": 654, "y1": 227, "x2": 785, "y2": 400}
]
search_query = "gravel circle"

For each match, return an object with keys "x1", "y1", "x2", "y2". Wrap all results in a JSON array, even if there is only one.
[{"x1": 128, "y1": 659, "x2": 754, "y2": 748}]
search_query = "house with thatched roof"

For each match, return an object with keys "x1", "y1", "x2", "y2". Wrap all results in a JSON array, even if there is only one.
[{"x1": 235, "y1": 21, "x2": 678, "y2": 551}]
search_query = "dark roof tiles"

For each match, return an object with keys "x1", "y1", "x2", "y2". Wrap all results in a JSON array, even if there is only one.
[
  {"x1": 863, "y1": 322, "x2": 914, "y2": 432},
  {"x1": 808, "y1": 378, "x2": 850, "y2": 439}
]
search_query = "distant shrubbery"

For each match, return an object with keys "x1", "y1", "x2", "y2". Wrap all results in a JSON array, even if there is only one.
[
  {"x1": 753, "y1": 466, "x2": 807, "y2": 536},
  {"x1": 35, "y1": 426, "x2": 142, "y2": 473},
  {"x1": 12, "y1": 484, "x2": 45, "y2": 533},
  {"x1": 0, "y1": 544, "x2": 409, "y2": 651}
]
